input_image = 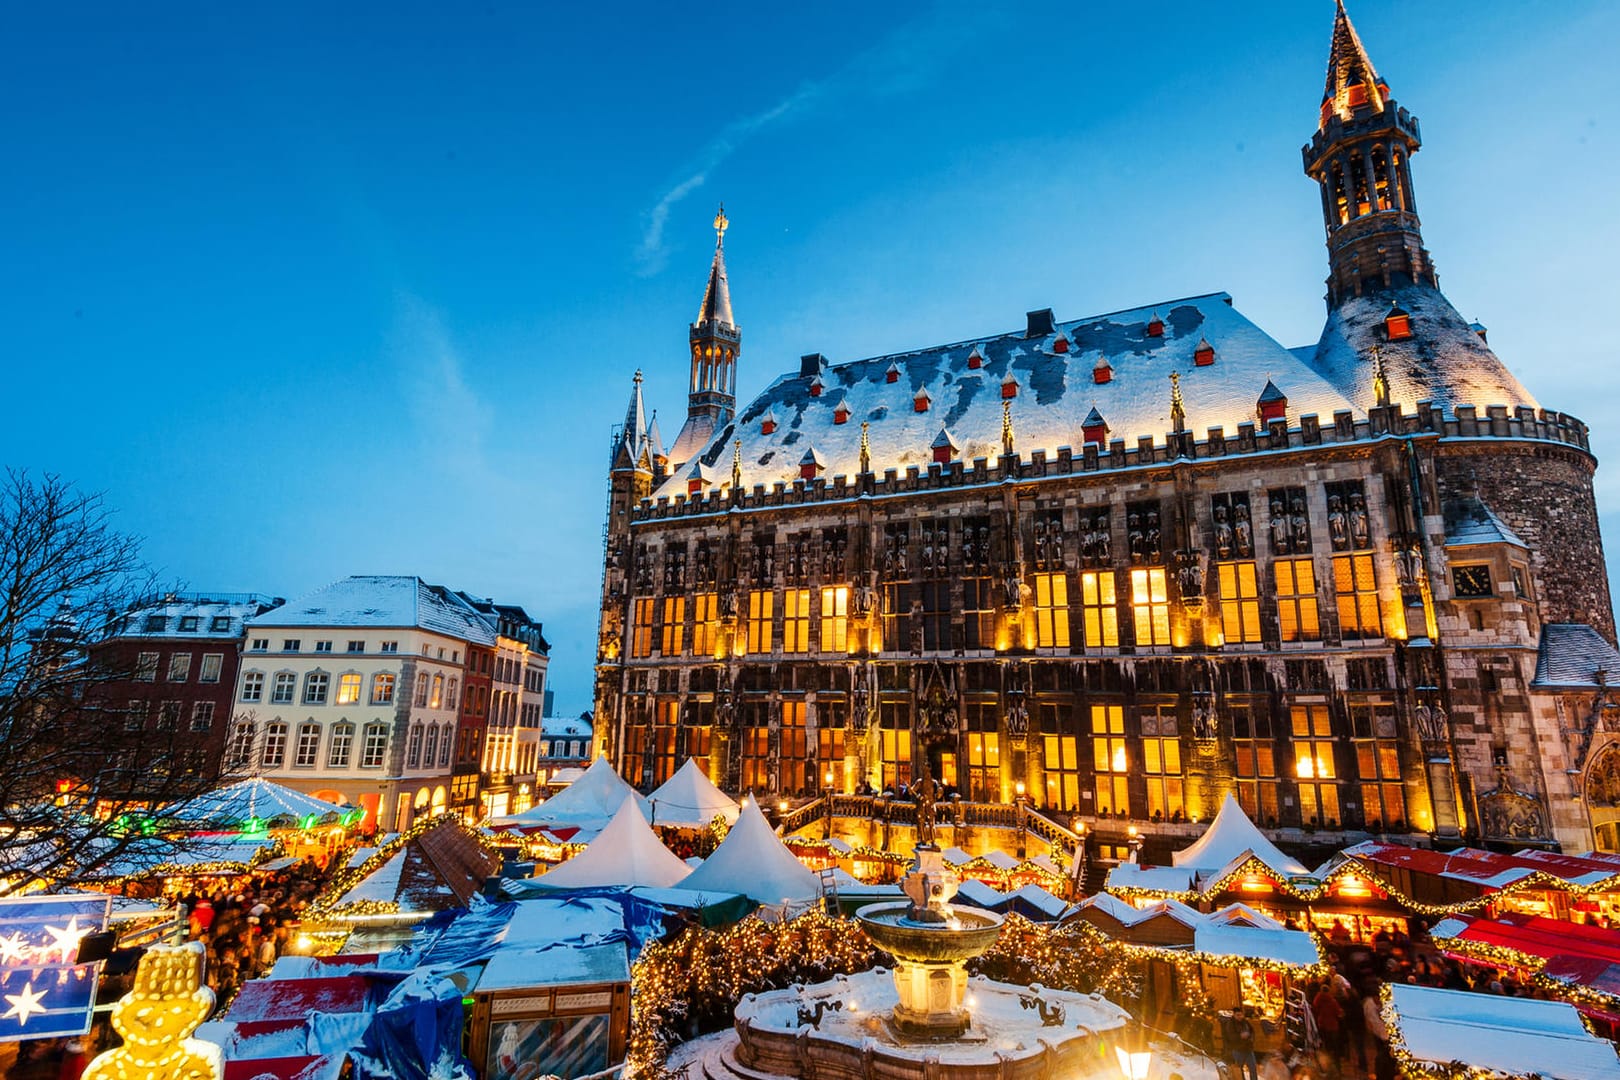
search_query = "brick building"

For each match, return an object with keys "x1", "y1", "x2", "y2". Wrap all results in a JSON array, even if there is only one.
[
  {"x1": 593, "y1": 6, "x2": 1618, "y2": 857},
  {"x1": 87, "y1": 592, "x2": 283, "y2": 792}
]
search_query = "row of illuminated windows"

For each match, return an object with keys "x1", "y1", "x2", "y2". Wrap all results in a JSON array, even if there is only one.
[
  {"x1": 627, "y1": 554, "x2": 1381, "y2": 657},
  {"x1": 229, "y1": 719, "x2": 392, "y2": 771},
  {"x1": 238, "y1": 670, "x2": 460, "y2": 710},
  {"x1": 125, "y1": 699, "x2": 216, "y2": 732},
  {"x1": 136, "y1": 651, "x2": 224, "y2": 684}
]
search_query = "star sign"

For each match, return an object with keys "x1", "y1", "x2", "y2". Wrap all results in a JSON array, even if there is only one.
[
  {"x1": 2, "y1": 981, "x2": 47, "y2": 1027},
  {"x1": 42, "y1": 917, "x2": 88, "y2": 963},
  {"x1": 0, "y1": 932, "x2": 27, "y2": 964}
]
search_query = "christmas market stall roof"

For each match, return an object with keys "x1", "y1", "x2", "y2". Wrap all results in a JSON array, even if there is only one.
[
  {"x1": 499, "y1": 756, "x2": 650, "y2": 839},
  {"x1": 85, "y1": 834, "x2": 279, "y2": 881},
  {"x1": 197, "y1": 961, "x2": 385, "y2": 1078},
  {"x1": 647, "y1": 758, "x2": 741, "y2": 827},
  {"x1": 1383, "y1": 983, "x2": 1620, "y2": 1080},
  {"x1": 166, "y1": 778, "x2": 348, "y2": 829},
  {"x1": 1431, "y1": 912, "x2": 1620, "y2": 1008},
  {"x1": 1106, "y1": 794, "x2": 1308, "y2": 899},
  {"x1": 1327, "y1": 842, "x2": 1620, "y2": 913},
  {"x1": 679, "y1": 797, "x2": 822, "y2": 906},
  {"x1": 310, "y1": 818, "x2": 502, "y2": 922},
  {"x1": 653, "y1": 293, "x2": 1361, "y2": 499},
  {"x1": 528, "y1": 797, "x2": 691, "y2": 891}
]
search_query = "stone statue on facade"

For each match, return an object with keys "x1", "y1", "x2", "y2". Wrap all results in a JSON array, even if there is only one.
[
  {"x1": 1233, "y1": 502, "x2": 1253, "y2": 557},
  {"x1": 1413, "y1": 703, "x2": 1447, "y2": 744},
  {"x1": 1214, "y1": 504, "x2": 1233, "y2": 559},
  {"x1": 1328, "y1": 495, "x2": 1349, "y2": 549},
  {"x1": 1350, "y1": 493, "x2": 1371, "y2": 548},
  {"x1": 1270, "y1": 498, "x2": 1290, "y2": 554},
  {"x1": 1290, "y1": 495, "x2": 1311, "y2": 552}
]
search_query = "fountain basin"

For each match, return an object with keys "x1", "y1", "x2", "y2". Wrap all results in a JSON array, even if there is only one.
[{"x1": 855, "y1": 902, "x2": 1005, "y2": 963}]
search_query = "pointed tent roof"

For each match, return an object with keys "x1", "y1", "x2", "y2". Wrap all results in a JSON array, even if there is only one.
[
  {"x1": 695, "y1": 207, "x2": 735, "y2": 330},
  {"x1": 648, "y1": 759, "x2": 740, "y2": 828},
  {"x1": 680, "y1": 798, "x2": 821, "y2": 904},
  {"x1": 505, "y1": 757, "x2": 651, "y2": 838},
  {"x1": 536, "y1": 797, "x2": 691, "y2": 890},
  {"x1": 1172, "y1": 794, "x2": 1308, "y2": 877},
  {"x1": 167, "y1": 777, "x2": 347, "y2": 828},
  {"x1": 1322, "y1": 0, "x2": 1385, "y2": 122}
]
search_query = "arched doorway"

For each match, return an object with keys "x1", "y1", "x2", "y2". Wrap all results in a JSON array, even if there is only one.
[{"x1": 1585, "y1": 740, "x2": 1620, "y2": 852}]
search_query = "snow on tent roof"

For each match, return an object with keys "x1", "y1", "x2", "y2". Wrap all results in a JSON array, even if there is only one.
[
  {"x1": 1104, "y1": 862, "x2": 1196, "y2": 895},
  {"x1": 168, "y1": 778, "x2": 347, "y2": 828},
  {"x1": 647, "y1": 758, "x2": 740, "y2": 827},
  {"x1": 979, "y1": 849, "x2": 1020, "y2": 871},
  {"x1": 478, "y1": 941, "x2": 630, "y2": 994},
  {"x1": 680, "y1": 798, "x2": 822, "y2": 905},
  {"x1": 1193, "y1": 921, "x2": 1321, "y2": 968},
  {"x1": 1001, "y1": 884, "x2": 1068, "y2": 920},
  {"x1": 1173, "y1": 793, "x2": 1308, "y2": 877},
  {"x1": 1387, "y1": 984, "x2": 1620, "y2": 1080},
  {"x1": 504, "y1": 757, "x2": 650, "y2": 838},
  {"x1": 941, "y1": 847, "x2": 973, "y2": 866},
  {"x1": 953, "y1": 879, "x2": 1005, "y2": 910},
  {"x1": 533, "y1": 797, "x2": 691, "y2": 890}
]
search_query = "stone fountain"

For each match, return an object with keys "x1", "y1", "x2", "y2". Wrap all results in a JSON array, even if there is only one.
[{"x1": 854, "y1": 845, "x2": 1005, "y2": 1037}]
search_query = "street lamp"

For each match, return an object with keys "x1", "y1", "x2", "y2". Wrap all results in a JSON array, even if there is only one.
[
  {"x1": 1115, "y1": 1021, "x2": 1152, "y2": 1080},
  {"x1": 1126, "y1": 824, "x2": 1143, "y2": 865}
]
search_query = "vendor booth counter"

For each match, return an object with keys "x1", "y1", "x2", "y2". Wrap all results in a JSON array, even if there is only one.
[{"x1": 470, "y1": 942, "x2": 629, "y2": 1080}]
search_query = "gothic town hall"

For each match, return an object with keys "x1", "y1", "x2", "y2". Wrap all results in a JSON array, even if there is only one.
[{"x1": 593, "y1": 4, "x2": 1619, "y2": 862}]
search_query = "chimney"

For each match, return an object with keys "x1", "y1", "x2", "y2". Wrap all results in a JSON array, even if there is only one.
[
  {"x1": 1026, "y1": 309, "x2": 1056, "y2": 338},
  {"x1": 800, "y1": 353, "x2": 828, "y2": 378}
]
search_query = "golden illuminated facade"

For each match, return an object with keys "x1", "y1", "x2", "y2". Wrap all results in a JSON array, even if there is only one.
[{"x1": 594, "y1": 5, "x2": 1616, "y2": 859}]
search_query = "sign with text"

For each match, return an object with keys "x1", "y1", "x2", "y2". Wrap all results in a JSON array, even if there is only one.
[{"x1": 0, "y1": 894, "x2": 112, "y2": 1042}]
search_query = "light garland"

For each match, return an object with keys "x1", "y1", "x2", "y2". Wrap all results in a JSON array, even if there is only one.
[
  {"x1": 1429, "y1": 928, "x2": 1620, "y2": 1014},
  {"x1": 307, "y1": 814, "x2": 506, "y2": 918},
  {"x1": 1379, "y1": 982, "x2": 1546, "y2": 1080}
]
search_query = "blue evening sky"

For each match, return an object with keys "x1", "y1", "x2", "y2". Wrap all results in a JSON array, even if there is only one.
[{"x1": 4, "y1": 2, "x2": 1618, "y2": 710}]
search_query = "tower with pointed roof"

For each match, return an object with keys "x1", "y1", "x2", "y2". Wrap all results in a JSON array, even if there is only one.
[
  {"x1": 668, "y1": 206, "x2": 742, "y2": 473},
  {"x1": 1304, "y1": 0, "x2": 1430, "y2": 306}
]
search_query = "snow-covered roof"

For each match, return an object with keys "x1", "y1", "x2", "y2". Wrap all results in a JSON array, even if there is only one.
[
  {"x1": 478, "y1": 940, "x2": 629, "y2": 994},
  {"x1": 653, "y1": 293, "x2": 1361, "y2": 498},
  {"x1": 1443, "y1": 493, "x2": 1527, "y2": 548},
  {"x1": 647, "y1": 758, "x2": 740, "y2": 827},
  {"x1": 1534, "y1": 623, "x2": 1620, "y2": 689},
  {"x1": 540, "y1": 715, "x2": 592, "y2": 739},
  {"x1": 167, "y1": 778, "x2": 347, "y2": 828},
  {"x1": 110, "y1": 593, "x2": 282, "y2": 640},
  {"x1": 1309, "y1": 283, "x2": 1537, "y2": 415},
  {"x1": 1105, "y1": 863, "x2": 1197, "y2": 895},
  {"x1": 680, "y1": 798, "x2": 821, "y2": 905},
  {"x1": 1194, "y1": 920, "x2": 1320, "y2": 968},
  {"x1": 535, "y1": 797, "x2": 691, "y2": 890},
  {"x1": 502, "y1": 756, "x2": 650, "y2": 838},
  {"x1": 246, "y1": 576, "x2": 496, "y2": 644},
  {"x1": 1172, "y1": 794, "x2": 1309, "y2": 878},
  {"x1": 1387, "y1": 984, "x2": 1620, "y2": 1080}
]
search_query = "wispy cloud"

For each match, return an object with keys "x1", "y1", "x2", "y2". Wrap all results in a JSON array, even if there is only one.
[
  {"x1": 391, "y1": 293, "x2": 495, "y2": 484},
  {"x1": 634, "y1": 2, "x2": 992, "y2": 275}
]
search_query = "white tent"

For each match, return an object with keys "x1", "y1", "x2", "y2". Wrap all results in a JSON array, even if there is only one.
[
  {"x1": 681, "y1": 798, "x2": 821, "y2": 905},
  {"x1": 167, "y1": 777, "x2": 348, "y2": 828},
  {"x1": 1173, "y1": 793, "x2": 1308, "y2": 876},
  {"x1": 535, "y1": 797, "x2": 692, "y2": 890},
  {"x1": 647, "y1": 759, "x2": 740, "y2": 828},
  {"x1": 503, "y1": 757, "x2": 650, "y2": 839}
]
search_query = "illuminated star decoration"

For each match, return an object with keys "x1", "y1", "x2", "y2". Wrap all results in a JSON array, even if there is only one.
[
  {"x1": 43, "y1": 917, "x2": 89, "y2": 964},
  {"x1": 0, "y1": 932, "x2": 28, "y2": 964},
  {"x1": 2, "y1": 982, "x2": 47, "y2": 1027}
]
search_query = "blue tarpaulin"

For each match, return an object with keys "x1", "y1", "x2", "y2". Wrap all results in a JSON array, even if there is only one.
[{"x1": 0, "y1": 894, "x2": 111, "y2": 1043}]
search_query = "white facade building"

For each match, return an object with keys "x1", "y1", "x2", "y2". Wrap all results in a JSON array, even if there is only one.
[{"x1": 232, "y1": 576, "x2": 495, "y2": 832}]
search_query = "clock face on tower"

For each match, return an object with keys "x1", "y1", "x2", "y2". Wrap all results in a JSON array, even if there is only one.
[{"x1": 1452, "y1": 565, "x2": 1493, "y2": 599}]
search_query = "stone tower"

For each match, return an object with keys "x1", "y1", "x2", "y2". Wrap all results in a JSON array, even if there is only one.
[
  {"x1": 1303, "y1": 0, "x2": 1432, "y2": 306},
  {"x1": 668, "y1": 207, "x2": 741, "y2": 473}
]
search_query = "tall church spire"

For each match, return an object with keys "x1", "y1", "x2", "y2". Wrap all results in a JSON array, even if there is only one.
[
  {"x1": 612, "y1": 369, "x2": 653, "y2": 473},
  {"x1": 1303, "y1": 1, "x2": 1433, "y2": 306},
  {"x1": 668, "y1": 207, "x2": 743, "y2": 472}
]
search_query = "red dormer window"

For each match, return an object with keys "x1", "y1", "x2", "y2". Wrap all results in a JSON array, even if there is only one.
[
  {"x1": 800, "y1": 461, "x2": 819, "y2": 480},
  {"x1": 1082, "y1": 412, "x2": 1108, "y2": 445},
  {"x1": 1385, "y1": 306, "x2": 1413, "y2": 341},
  {"x1": 1257, "y1": 380, "x2": 1288, "y2": 423},
  {"x1": 1146, "y1": 312, "x2": 1164, "y2": 337},
  {"x1": 1194, "y1": 338, "x2": 1215, "y2": 366},
  {"x1": 688, "y1": 478, "x2": 705, "y2": 495},
  {"x1": 1002, "y1": 374, "x2": 1019, "y2": 400},
  {"x1": 913, "y1": 390, "x2": 930, "y2": 413},
  {"x1": 1053, "y1": 334, "x2": 1069, "y2": 354},
  {"x1": 933, "y1": 444, "x2": 952, "y2": 463},
  {"x1": 1093, "y1": 357, "x2": 1113, "y2": 385},
  {"x1": 809, "y1": 377, "x2": 824, "y2": 397},
  {"x1": 761, "y1": 416, "x2": 777, "y2": 435},
  {"x1": 967, "y1": 349, "x2": 983, "y2": 370},
  {"x1": 885, "y1": 363, "x2": 900, "y2": 384},
  {"x1": 833, "y1": 402, "x2": 850, "y2": 425}
]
